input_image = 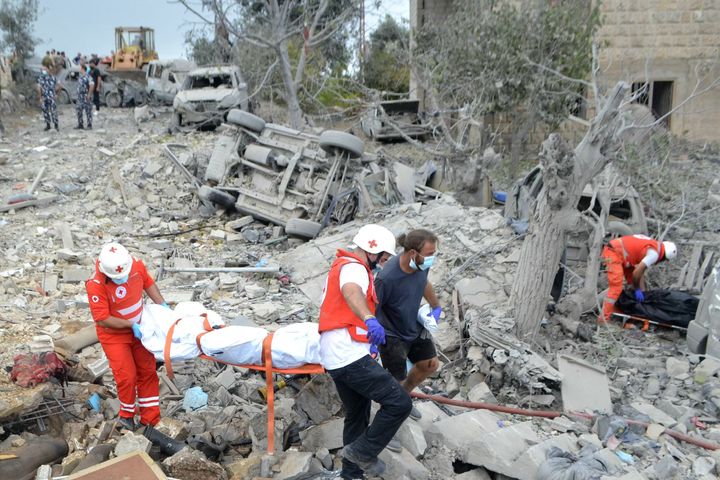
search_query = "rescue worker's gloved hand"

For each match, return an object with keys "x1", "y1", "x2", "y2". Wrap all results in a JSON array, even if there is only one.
[
  {"x1": 634, "y1": 289, "x2": 645, "y2": 303},
  {"x1": 364, "y1": 317, "x2": 385, "y2": 345},
  {"x1": 160, "y1": 302, "x2": 170, "y2": 309},
  {"x1": 431, "y1": 306, "x2": 442, "y2": 322},
  {"x1": 132, "y1": 323, "x2": 143, "y2": 340},
  {"x1": 369, "y1": 343, "x2": 379, "y2": 359}
]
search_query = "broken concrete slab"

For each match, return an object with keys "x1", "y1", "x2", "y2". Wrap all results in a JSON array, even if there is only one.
[
  {"x1": 462, "y1": 421, "x2": 540, "y2": 477},
  {"x1": 162, "y1": 447, "x2": 228, "y2": 480},
  {"x1": 62, "y1": 267, "x2": 90, "y2": 283},
  {"x1": 666, "y1": 356, "x2": 689, "y2": 378},
  {"x1": 299, "y1": 417, "x2": 344, "y2": 451},
  {"x1": 114, "y1": 432, "x2": 151, "y2": 456},
  {"x1": 395, "y1": 420, "x2": 427, "y2": 458},
  {"x1": 294, "y1": 374, "x2": 343, "y2": 424},
  {"x1": 510, "y1": 433, "x2": 578, "y2": 480},
  {"x1": 425, "y1": 409, "x2": 502, "y2": 451},
  {"x1": 226, "y1": 455, "x2": 261, "y2": 480},
  {"x1": 455, "y1": 276, "x2": 499, "y2": 308},
  {"x1": 467, "y1": 382, "x2": 497, "y2": 404},
  {"x1": 456, "y1": 468, "x2": 492, "y2": 480},
  {"x1": 694, "y1": 357, "x2": 720, "y2": 384},
  {"x1": 411, "y1": 401, "x2": 448, "y2": 433},
  {"x1": 558, "y1": 354, "x2": 612, "y2": 414},
  {"x1": 378, "y1": 447, "x2": 431, "y2": 480},
  {"x1": 277, "y1": 451, "x2": 313, "y2": 478},
  {"x1": 630, "y1": 402, "x2": 677, "y2": 427}
]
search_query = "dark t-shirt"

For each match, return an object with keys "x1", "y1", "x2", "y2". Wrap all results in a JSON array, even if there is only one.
[
  {"x1": 374, "y1": 255, "x2": 428, "y2": 342},
  {"x1": 90, "y1": 67, "x2": 101, "y2": 91}
]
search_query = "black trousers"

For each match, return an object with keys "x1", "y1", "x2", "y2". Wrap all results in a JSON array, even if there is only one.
[
  {"x1": 93, "y1": 91, "x2": 100, "y2": 111},
  {"x1": 327, "y1": 355, "x2": 412, "y2": 479}
]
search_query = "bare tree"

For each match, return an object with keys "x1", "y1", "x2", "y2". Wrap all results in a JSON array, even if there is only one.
[{"x1": 178, "y1": 0, "x2": 358, "y2": 128}]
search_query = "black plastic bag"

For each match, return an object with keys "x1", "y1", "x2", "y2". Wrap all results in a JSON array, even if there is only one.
[{"x1": 616, "y1": 289, "x2": 698, "y2": 328}]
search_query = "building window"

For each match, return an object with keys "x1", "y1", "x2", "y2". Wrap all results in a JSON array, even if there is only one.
[{"x1": 631, "y1": 81, "x2": 674, "y2": 127}]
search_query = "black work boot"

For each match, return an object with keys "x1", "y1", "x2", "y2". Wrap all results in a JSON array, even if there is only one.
[
  {"x1": 342, "y1": 444, "x2": 386, "y2": 476},
  {"x1": 116, "y1": 416, "x2": 137, "y2": 431},
  {"x1": 54, "y1": 123, "x2": 59, "y2": 132},
  {"x1": 74, "y1": 124, "x2": 84, "y2": 130},
  {"x1": 44, "y1": 123, "x2": 51, "y2": 131}
]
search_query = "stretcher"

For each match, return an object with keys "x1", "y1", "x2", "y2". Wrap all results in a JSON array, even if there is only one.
[
  {"x1": 610, "y1": 312, "x2": 688, "y2": 332},
  {"x1": 162, "y1": 319, "x2": 325, "y2": 454}
]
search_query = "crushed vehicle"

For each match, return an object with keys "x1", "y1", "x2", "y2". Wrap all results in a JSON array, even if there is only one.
[
  {"x1": 172, "y1": 65, "x2": 250, "y2": 129},
  {"x1": 504, "y1": 164, "x2": 648, "y2": 266},
  {"x1": 146, "y1": 59, "x2": 196, "y2": 105},
  {"x1": 360, "y1": 99, "x2": 433, "y2": 141},
  {"x1": 56, "y1": 67, "x2": 145, "y2": 108},
  {"x1": 164, "y1": 110, "x2": 440, "y2": 239},
  {"x1": 687, "y1": 259, "x2": 720, "y2": 356}
]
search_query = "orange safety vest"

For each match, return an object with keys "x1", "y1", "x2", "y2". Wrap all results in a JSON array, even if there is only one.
[
  {"x1": 609, "y1": 235, "x2": 665, "y2": 268},
  {"x1": 318, "y1": 249, "x2": 376, "y2": 343}
]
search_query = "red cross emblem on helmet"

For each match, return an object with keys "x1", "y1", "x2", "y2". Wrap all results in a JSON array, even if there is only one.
[
  {"x1": 115, "y1": 265, "x2": 124, "y2": 273},
  {"x1": 109, "y1": 246, "x2": 117, "y2": 253},
  {"x1": 368, "y1": 239, "x2": 377, "y2": 248}
]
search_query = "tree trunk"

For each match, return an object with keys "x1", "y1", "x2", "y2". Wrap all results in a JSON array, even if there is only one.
[
  {"x1": 511, "y1": 82, "x2": 630, "y2": 339},
  {"x1": 278, "y1": 42, "x2": 303, "y2": 129}
]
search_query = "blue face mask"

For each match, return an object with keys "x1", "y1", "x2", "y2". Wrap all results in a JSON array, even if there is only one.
[
  {"x1": 410, "y1": 254, "x2": 435, "y2": 271},
  {"x1": 112, "y1": 275, "x2": 129, "y2": 285}
]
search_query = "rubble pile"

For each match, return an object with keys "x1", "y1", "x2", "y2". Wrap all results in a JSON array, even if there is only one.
[{"x1": 1, "y1": 104, "x2": 720, "y2": 479}]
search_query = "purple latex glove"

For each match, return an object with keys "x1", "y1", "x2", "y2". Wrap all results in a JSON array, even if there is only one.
[
  {"x1": 431, "y1": 306, "x2": 442, "y2": 322},
  {"x1": 369, "y1": 344, "x2": 379, "y2": 359},
  {"x1": 364, "y1": 317, "x2": 386, "y2": 345},
  {"x1": 634, "y1": 289, "x2": 645, "y2": 303}
]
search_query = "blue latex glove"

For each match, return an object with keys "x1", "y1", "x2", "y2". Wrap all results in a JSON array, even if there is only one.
[
  {"x1": 132, "y1": 323, "x2": 143, "y2": 340},
  {"x1": 431, "y1": 306, "x2": 442, "y2": 323},
  {"x1": 160, "y1": 302, "x2": 170, "y2": 309},
  {"x1": 364, "y1": 317, "x2": 386, "y2": 345},
  {"x1": 634, "y1": 289, "x2": 645, "y2": 303}
]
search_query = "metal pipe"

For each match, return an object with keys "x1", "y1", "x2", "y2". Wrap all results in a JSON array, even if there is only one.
[
  {"x1": 411, "y1": 391, "x2": 720, "y2": 451},
  {"x1": 162, "y1": 266, "x2": 280, "y2": 274}
]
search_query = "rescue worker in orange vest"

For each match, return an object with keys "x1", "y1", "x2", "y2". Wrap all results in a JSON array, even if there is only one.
[
  {"x1": 85, "y1": 243, "x2": 167, "y2": 430},
  {"x1": 601, "y1": 234, "x2": 677, "y2": 321},
  {"x1": 318, "y1": 224, "x2": 412, "y2": 479}
]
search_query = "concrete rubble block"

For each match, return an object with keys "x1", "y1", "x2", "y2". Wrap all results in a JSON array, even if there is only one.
[
  {"x1": 315, "y1": 447, "x2": 332, "y2": 470},
  {"x1": 248, "y1": 412, "x2": 284, "y2": 454},
  {"x1": 42, "y1": 274, "x2": 58, "y2": 293},
  {"x1": 209, "y1": 229, "x2": 226, "y2": 241},
  {"x1": 395, "y1": 420, "x2": 427, "y2": 458},
  {"x1": 142, "y1": 159, "x2": 164, "y2": 178},
  {"x1": 278, "y1": 451, "x2": 314, "y2": 478},
  {"x1": 468, "y1": 382, "x2": 497, "y2": 404},
  {"x1": 510, "y1": 433, "x2": 578, "y2": 480},
  {"x1": 601, "y1": 468, "x2": 646, "y2": 480},
  {"x1": 653, "y1": 455, "x2": 679, "y2": 479},
  {"x1": 163, "y1": 289, "x2": 196, "y2": 304},
  {"x1": 226, "y1": 233, "x2": 243, "y2": 245},
  {"x1": 461, "y1": 421, "x2": 540, "y2": 476},
  {"x1": 654, "y1": 399, "x2": 688, "y2": 421},
  {"x1": 558, "y1": 354, "x2": 612, "y2": 415},
  {"x1": 294, "y1": 374, "x2": 343, "y2": 424},
  {"x1": 455, "y1": 276, "x2": 499, "y2": 309},
  {"x1": 477, "y1": 211, "x2": 506, "y2": 231},
  {"x1": 114, "y1": 432, "x2": 152, "y2": 457},
  {"x1": 411, "y1": 401, "x2": 448, "y2": 433},
  {"x1": 35, "y1": 464, "x2": 52, "y2": 480},
  {"x1": 693, "y1": 456, "x2": 716, "y2": 476},
  {"x1": 62, "y1": 267, "x2": 89, "y2": 283},
  {"x1": 60, "y1": 450, "x2": 86, "y2": 474},
  {"x1": 694, "y1": 357, "x2": 720, "y2": 384},
  {"x1": 299, "y1": 418, "x2": 344, "y2": 451},
  {"x1": 226, "y1": 455, "x2": 262, "y2": 480},
  {"x1": 645, "y1": 423, "x2": 665, "y2": 440},
  {"x1": 666, "y1": 356, "x2": 689, "y2": 378},
  {"x1": 84, "y1": 357, "x2": 109, "y2": 379},
  {"x1": 163, "y1": 447, "x2": 228, "y2": 480},
  {"x1": 244, "y1": 283, "x2": 267, "y2": 299},
  {"x1": 156, "y1": 417, "x2": 189, "y2": 441},
  {"x1": 226, "y1": 216, "x2": 254, "y2": 230},
  {"x1": 251, "y1": 302, "x2": 280, "y2": 323},
  {"x1": 630, "y1": 402, "x2": 677, "y2": 427},
  {"x1": 425, "y1": 409, "x2": 502, "y2": 451},
  {"x1": 57, "y1": 248, "x2": 81, "y2": 262},
  {"x1": 30, "y1": 335, "x2": 54, "y2": 353},
  {"x1": 378, "y1": 447, "x2": 431, "y2": 480},
  {"x1": 433, "y1": 322, "x2": 461, "y2": 353},
  {"x1": 456, "y1": 468, "x2": 492, "y2": 480}
]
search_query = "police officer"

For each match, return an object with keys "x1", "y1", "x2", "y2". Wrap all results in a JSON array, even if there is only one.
[
  {"x1": 36, "y1": 66, "x2": 59, "y2": 131},
  {"x1": 75, "y1": 61, "x2": 94, "y2": 130}
]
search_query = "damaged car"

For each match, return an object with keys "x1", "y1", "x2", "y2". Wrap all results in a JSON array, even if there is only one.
[
  {"x1": 165, "y1": 110, "x2": 440, "y2": 239},
  {"x1": 360, "y1": 99, "x2": 433, "y2": 141},
  {"x1": 172, "y1": 65, "x2": 250, "y2": 129}
]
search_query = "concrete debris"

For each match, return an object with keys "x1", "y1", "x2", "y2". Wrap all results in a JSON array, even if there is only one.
[
  {"x1": 558, "y1": 354, "x2": 612, "y2": 414},
  {"x1": 277, "y1": 450, "x2": 314, "y2": 478},
  {"x1": 299, "y1": 417, "x2": 344, "y2": 451},
  {"x1": 162, "y1": 447, "x2": 228, "y2": 480},
  {"x1": 114, "y1": 431, "x2": 152, "y2": 456}
]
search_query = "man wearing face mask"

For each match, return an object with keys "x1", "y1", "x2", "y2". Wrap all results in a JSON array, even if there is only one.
[
  {"x1": 318, "y1": 224, "x2": 412, "y2": 478},
  {"x1": 375, "y1": 229, "x2": 441, "y2": 422},
  {"x1": 85, "y1": 242, "x2": 167, "y2": 430}
]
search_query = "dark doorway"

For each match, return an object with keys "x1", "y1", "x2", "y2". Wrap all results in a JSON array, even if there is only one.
[{"x1": 631, "y1": 80, "x2": 674, "y2": 127}]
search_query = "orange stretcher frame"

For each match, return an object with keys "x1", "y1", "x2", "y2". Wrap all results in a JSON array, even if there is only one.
[
  {"x1": 610, "y1": 312, "x2": 688, "y2": 332},
  {"x1": 162, "y1": 319, "x2": 325, "y2": 454}
]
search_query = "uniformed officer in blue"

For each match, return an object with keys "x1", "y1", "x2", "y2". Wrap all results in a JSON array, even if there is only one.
[
  {"x1": 75, "y1": 62, "x2": 94, "y2": 130},
  {"x1": 36, "y1": 66, "x2": 59, "y2": 131}
]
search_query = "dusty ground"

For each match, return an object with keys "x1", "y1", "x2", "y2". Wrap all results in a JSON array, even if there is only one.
[{"x1": 1, "y1": 103, "x2": 720, "y2": 479}]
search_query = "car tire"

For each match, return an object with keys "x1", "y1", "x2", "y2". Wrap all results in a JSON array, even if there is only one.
[
  {"x1": 105, "y1": 91, "x2": 121, "y2": 108},
  {"x1": 198, "y1": 185, "x2": 236, "y2": 209},
  {"x1": 285, "y1": 218, "x2": 322, "y2": 240},
  {"x1": 227, "y1": 109, "x2": 265, "y2": 132},
  {"x1": 319, "y1": 130, "x2": 364, "y2": 159},
  {"x1": 607, "y1": 221, "x2": 633, "y2": 237},
  {"x1": 57, "y1": 89, "x2": 70, "y2": 105}
]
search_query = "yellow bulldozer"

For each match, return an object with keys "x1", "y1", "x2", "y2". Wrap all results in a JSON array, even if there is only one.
[{"x1": 110, "y1": 26, "x2": 158, "y2": 81}]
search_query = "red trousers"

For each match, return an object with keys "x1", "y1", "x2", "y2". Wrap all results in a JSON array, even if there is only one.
[
  {"x1": 101, "y1": 338, "x2": 160, "y2": 426},
  {"x1": 601, "y1": 246, "x2": 634, "y2": 320}
]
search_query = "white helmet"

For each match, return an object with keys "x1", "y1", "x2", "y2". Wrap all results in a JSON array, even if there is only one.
[
  {"x1": 663, "y1": 241, "x2": 677, "y2": 260},
  {"x1": 98, "y1": 243, "x2": 133, "y2": 279},
  {"x1": 353, "y1": 224, "x2": 396, "y2": 256}
]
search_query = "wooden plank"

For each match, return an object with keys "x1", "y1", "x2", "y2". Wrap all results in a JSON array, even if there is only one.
[
  {"x1": 68, "y1": 451, "x2": 166, "y2": 479},
  {"x1": 672, "y1": 262, "x2": 688, "y2": 289},
  {"x1": 695, "y1": 251, "x2": 714, "y2": 291},
  {"x1": 685, "y1": 244, "x2": 703, "y2": 289}
]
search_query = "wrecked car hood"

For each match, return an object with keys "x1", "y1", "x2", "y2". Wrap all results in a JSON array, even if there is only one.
[{"x1": 176, "y1": 88, "x2": 237, "y2": 103}]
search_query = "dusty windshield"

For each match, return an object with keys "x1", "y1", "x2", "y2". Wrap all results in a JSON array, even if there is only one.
[{"x1": 184, "y1": 74, "x2": 233, "y2": 90}]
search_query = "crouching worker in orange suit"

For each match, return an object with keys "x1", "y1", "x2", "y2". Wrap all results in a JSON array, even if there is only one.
[
  {"x1": 85, "y1": 242, "x2": 168, "y2": 430},
  {"x1": 601, "y1": 234, "x2": 677, "y2": 322}
]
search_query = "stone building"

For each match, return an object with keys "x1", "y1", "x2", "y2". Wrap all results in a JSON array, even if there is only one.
[{"x1": 409, "y1": 0, "x2": 720, "y2": 142}]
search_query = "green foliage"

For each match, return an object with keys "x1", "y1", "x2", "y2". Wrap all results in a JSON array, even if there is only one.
[
  {"x1": 0, "y1": 0, "x2": 39, "y2": 61},
  {"x1": 363, "y1": 15, "x2": 410, "y2": 93},
  {"x1": 415, "y1": 0, "x2": 600, "y2": 126}
]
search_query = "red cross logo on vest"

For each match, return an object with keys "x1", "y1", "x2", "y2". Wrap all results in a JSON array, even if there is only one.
[
  {"x1": 368, "y1": 239, "x2": 377, "y2": 249},
  {"x1": 109, "y1": 246, "x2": 117, "y2": 253},
  {"x1": 116, "y1": 265, "x2": 124, "y2": 273}
]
